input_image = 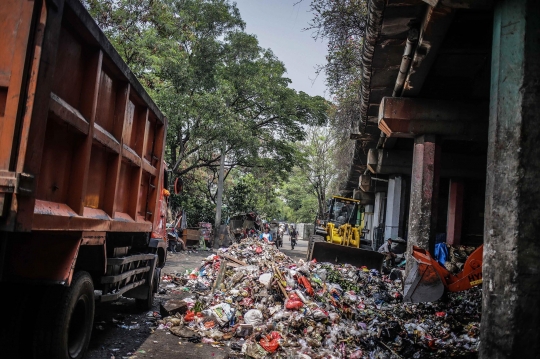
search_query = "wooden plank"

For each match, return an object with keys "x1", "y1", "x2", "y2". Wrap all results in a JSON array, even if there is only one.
[
  {"x1": 103, "y1": 83, "x2": 128, "y2": 217},
  {"x1": 142, "y1": 158, "x2": 158, "y2": 177},
  {"x1": 218, "y1": 253, "x2": 247, "y2": 266},
  {"x1": 0, "y1": 0, "x2": 35, "y2": 218},
  {"x1": 147, "y1": 118, "x2": 166, "y2": 223},
  {"x1": 212, "y1": 260, "x2": 228, "y2": 294},
  {"x1": 5, "y1": 0, "x2": 67, "y2": 231}
]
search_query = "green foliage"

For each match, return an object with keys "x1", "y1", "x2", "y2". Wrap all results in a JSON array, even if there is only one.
[
  {"x1": 83, "y1": 0, "x2": 330, "y2": 220},
  {"x1": 301, "y1": 0, "x2": 367, "y2": 193},
  {"x1": 305, "y1": 0, "x2": 367, "y2": 95},
  {"x1": 279, "y1": 166, "x2": 319, "y2": 223},
  {"x1": 224, "y1": 171, "x2": 283, "y2": 221},
  {"x1": 84, "y1": 0, "x2": 328, "y2": 180}
]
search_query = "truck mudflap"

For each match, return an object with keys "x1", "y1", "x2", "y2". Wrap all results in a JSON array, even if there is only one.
[
  {"x1": 307, "y1": 238, "x2": 384, "y2": 270},
  {"x1": 97, "y1": 253, "x2": 157, "y2": 302}
]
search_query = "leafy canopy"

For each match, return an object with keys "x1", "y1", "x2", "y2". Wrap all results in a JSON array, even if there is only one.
[{"x1": 84, "y1": 0, "x2": 328, "y2": 181}]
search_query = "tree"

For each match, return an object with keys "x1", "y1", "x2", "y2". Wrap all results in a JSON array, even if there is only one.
[
  {"x1": 83, "y1": 0, "x2": 328, "y2": 183},
  {"x1": 280, "y1": 167, "x2": 319, "y2": 223},
  {"x1": 304, "y1": 0, "x2": 367, "y2": 95},
  {"x1": 299, "y1": 126, "x2": 338, "y2": 217},
  {"x1": 301, "y1": 0, "x2": 368, "y2": 192}
]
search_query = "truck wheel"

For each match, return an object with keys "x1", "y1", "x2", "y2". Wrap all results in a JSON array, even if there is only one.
[
  {"x1": 34, "y1": 271, "x2": 95, "y2": 359},
  {"x1": 136, "y1": 267, "x2": 160, "y2": 310}
]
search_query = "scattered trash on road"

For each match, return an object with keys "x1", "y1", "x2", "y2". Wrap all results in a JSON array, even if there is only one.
[{"x1": 153, "y1": 238, "x2": 481, "y2": 358}]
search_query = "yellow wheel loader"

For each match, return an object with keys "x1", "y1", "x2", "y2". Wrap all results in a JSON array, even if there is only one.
[
  {"x1": 307, "y1": 196, "x2": 384, "y2": 270},
  {"x1": 319, "y1": 196, "x2": 363, "y2": 247}
]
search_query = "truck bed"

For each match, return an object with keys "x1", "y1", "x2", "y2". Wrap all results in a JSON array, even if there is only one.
[{"x1": 0, "y1": 0, "x2": 166, "y2": 234}]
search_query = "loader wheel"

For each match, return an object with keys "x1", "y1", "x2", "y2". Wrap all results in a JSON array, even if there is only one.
[{"x1": 34, "y1": 271, "x2": 95, "y2": 359}]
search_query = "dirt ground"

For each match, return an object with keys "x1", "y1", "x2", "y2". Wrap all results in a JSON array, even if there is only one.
[{"x1": 85, "y1": 235, "x2": 307, "y2": 359}]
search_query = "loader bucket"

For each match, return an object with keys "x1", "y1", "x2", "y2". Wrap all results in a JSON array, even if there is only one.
[{"x1": 403, "y1": 257, "x2": 445, "y2": 303}]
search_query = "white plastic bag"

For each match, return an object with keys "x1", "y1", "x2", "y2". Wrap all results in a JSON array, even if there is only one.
[{"x1": 244, "y1": 309, "x2": 264, "y2": 326}]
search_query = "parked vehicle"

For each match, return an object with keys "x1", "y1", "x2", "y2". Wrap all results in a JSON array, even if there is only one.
[{"x1": 0, "y1": 1, "x2": 169, "y2": 358}]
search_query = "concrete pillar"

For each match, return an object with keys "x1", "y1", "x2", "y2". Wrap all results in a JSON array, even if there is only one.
[
  {"x1": 372, "y1": 192, "x2": 386, "y2": 250},
  {"x1": 446, "y1": 179, "x2": 464, "y2": 246},
  {"x1": 385, "y1": 175, "x2": 402, "y2": 239},
  {"x1": 398, "y1": 176, "x2": 409, "y2": 239},
  {"x1": 363, "y1": 204, "x2": 374, "y2": 244},
  {"x1": 480, "y1": 1, "x2": 540, "y2": 358},
  {"x1": 406, "y1": 134, "x2": 441, "y2": 263}
]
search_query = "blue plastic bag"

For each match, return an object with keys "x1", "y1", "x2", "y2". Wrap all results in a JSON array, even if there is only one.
[{"x1": 434, "y1": 242, "x2": 448, "y2": 266}]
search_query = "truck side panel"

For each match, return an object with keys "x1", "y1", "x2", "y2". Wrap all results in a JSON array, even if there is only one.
[
  {"x1": 0, "y1": 0, "x2": 167, "y2": 234},
  {"x1": 0, "y1": 0, "x2": 35, "y2": 217}
]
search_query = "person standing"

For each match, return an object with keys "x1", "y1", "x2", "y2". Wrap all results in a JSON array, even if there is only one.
[
  {"x1": 259, "y1": 227, "x2": 273, "y2": 244},
  {"x1": 378, "y1": 238, "x2": 396, "y2": 267}
]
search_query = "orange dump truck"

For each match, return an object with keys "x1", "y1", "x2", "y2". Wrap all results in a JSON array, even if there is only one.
[{"x1": 0, "y1": 0, "x2": 168, "y2": 357}]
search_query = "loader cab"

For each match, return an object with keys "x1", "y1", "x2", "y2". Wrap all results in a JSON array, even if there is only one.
[{"x1": 327, "y1": 197, "x2": 361, "y2": 227}]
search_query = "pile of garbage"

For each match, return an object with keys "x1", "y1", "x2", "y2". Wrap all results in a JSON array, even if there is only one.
[
  {"x1": 158, "y1": 238, "x2": 481, "y2": 358},
  {"x1": 444, "y1": 244, "x2": 478, "y2": 274}
]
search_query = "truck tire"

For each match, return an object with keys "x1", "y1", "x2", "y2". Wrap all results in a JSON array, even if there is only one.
[
  {"x1": 136, "y1": 267, "x2": 160, "y2": 310},
  {"x1": 34, "y1": 271, "x2": 95, "y2": 359}
]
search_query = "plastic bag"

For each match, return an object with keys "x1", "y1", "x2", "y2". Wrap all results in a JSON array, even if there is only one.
[
  {"x1": 239, "y1": 297, "x2": 254, "y2": 306},
  {"x1": 258, "y1": 272, "x2": 273, "y2": 287},
  {"x1": 210, "y1": 303, "x2": 233, "y2": 326},
  {"x1": 259, "y1": 331, "x2": 281, "y2": 353},
  {"x1": 297, "y1": 275, "x2": 314, "y2": 296},
  {"x1": 312, "y1": 308, "x2": 329, "y2": 321},
  {"x1": 285, "y1": 293, "x2": 304, "y2": 310},
  {"x1": 184, "y1": 310, "x2": 195, "y2": 322},
  {"x1": 243, "y1": 342, "x2": 267, "y2": 359},
  {"x1": 244, "y1": 309, "x2": 264, "y2": 326}
]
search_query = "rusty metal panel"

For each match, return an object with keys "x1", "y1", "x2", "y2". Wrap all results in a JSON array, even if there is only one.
[
  {"x1": 0, "y1": 0, "x2": 36, "y2": 217},
  {"x1": 1, "y1": 0, "x2": 167, "y2": 233}
]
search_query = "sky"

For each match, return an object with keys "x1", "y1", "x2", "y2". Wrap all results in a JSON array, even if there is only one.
[{"x1": 233, "y1": 0, "x2": 329, "y2": 98}]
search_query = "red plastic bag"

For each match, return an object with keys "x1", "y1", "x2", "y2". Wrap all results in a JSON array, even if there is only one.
[
  {"x1": 184, "y1": 310, "x2": 195, "y2": 322},
  {"x1": 285, "y1": 293, "x2": 304, "y2": 310},
  {"x1": 256, "y1": 246, "x2": 263, "y2": 254},
  {"x1": 297, "y1": 275, "x2": 314, "y2": 296},
  {"x1": 259, "y1": 331, "x2": 281, "y2": 353}
]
